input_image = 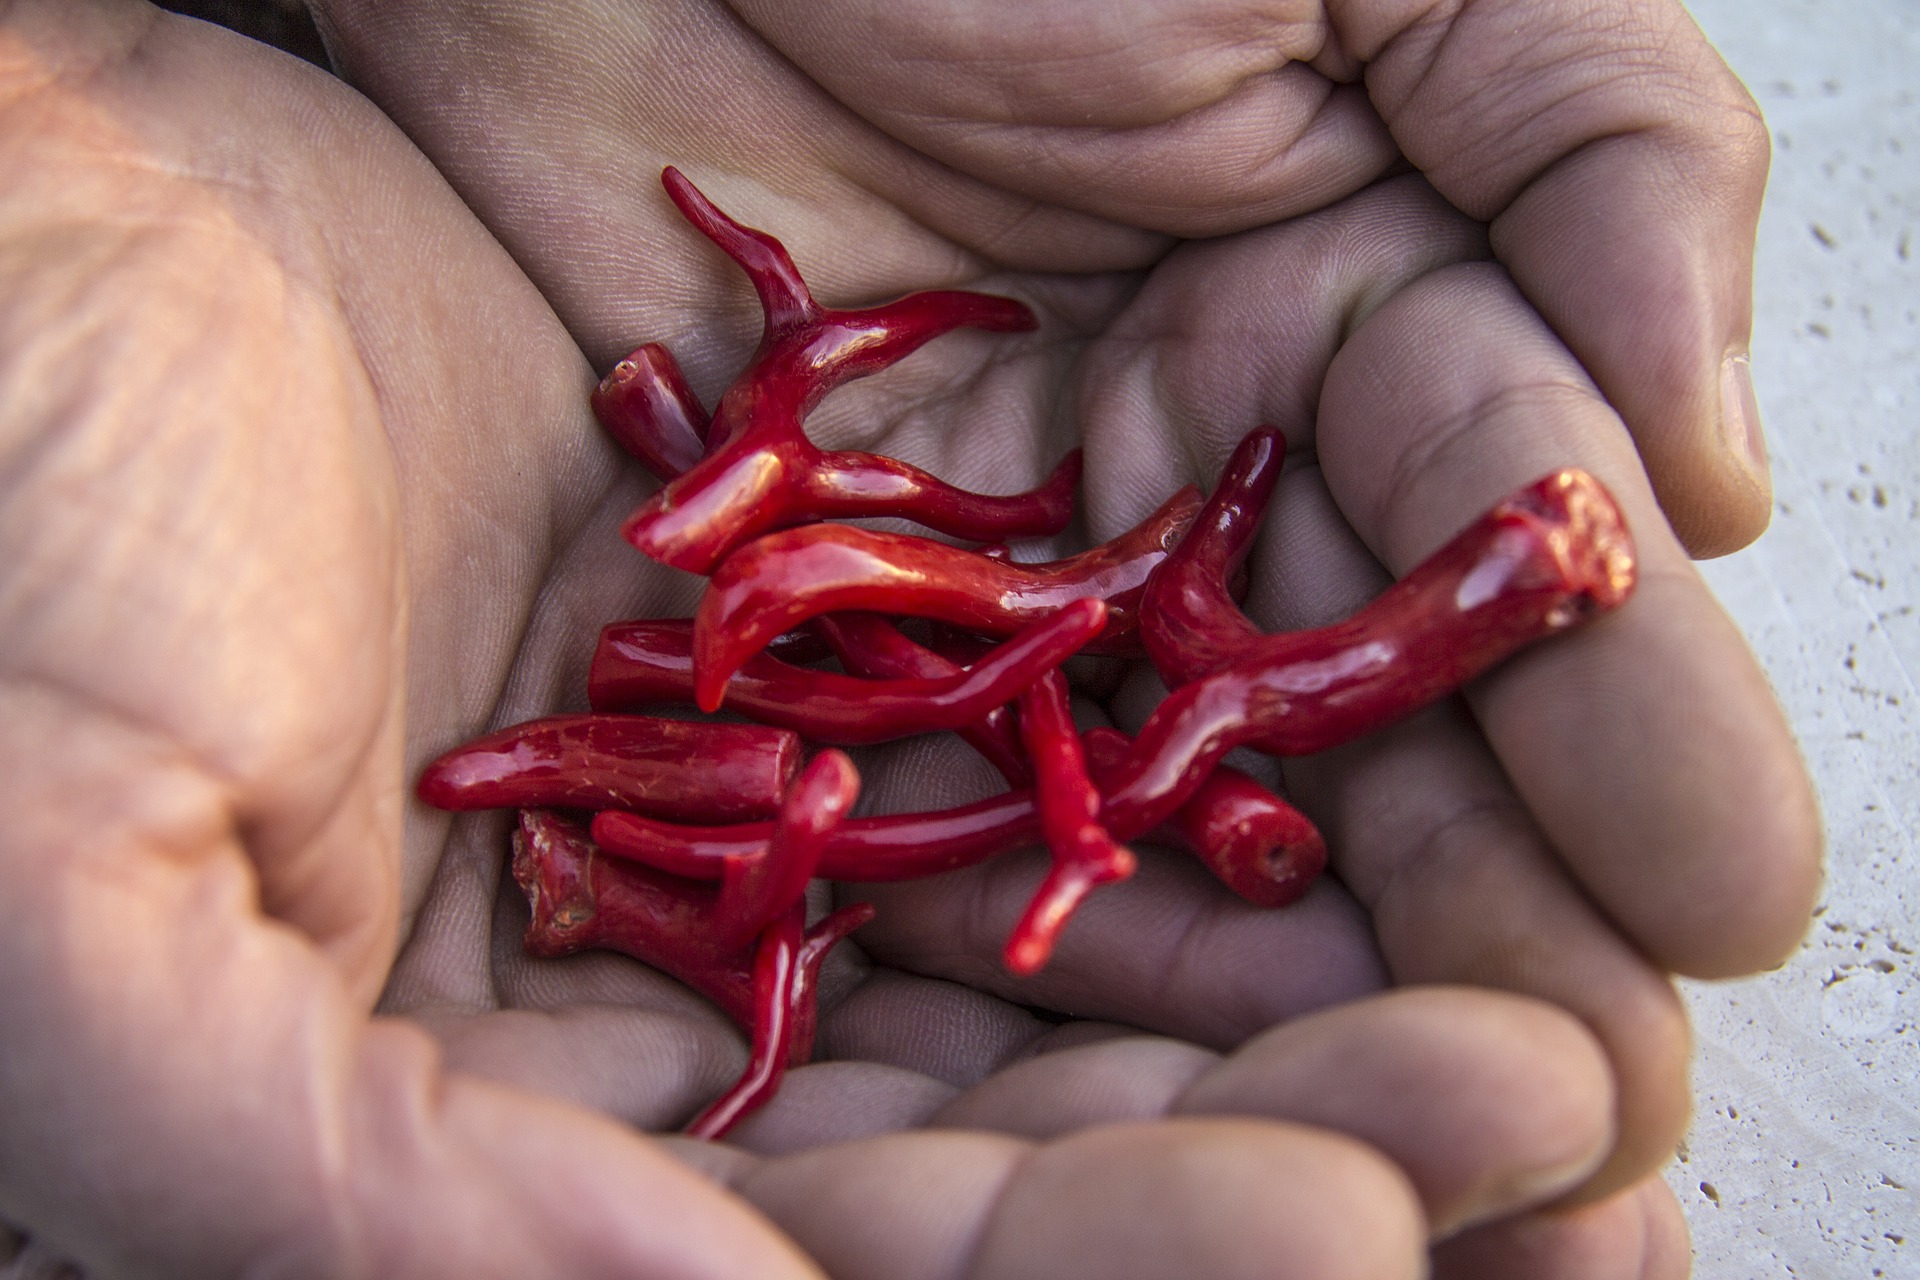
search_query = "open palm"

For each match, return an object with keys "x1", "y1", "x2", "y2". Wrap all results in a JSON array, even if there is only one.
[{"x1": 0, "y1": 2, "x2": 1818, "y2": 1277}]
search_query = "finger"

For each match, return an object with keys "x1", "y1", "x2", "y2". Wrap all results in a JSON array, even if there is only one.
[
  {"x1": 1079, "y1": 185, "x2": 1819, "y2": 977},
  {"x1": 815, "y1": 968, "x2": 1057, "y2": 1086},
  {"x1": 719, "y1": 1061, "x2": 959, "y2": 1155},
  {"x1": 754, "y1": 973, "x2": 1209, "y2": 1153},
  {"x1": 0, "y1": 694, "x2": 816, "y2": 1279},
  {"x1": 1327, "y1": 0, "x2": 1774, "y2": 553},
  {"x1": 728, "y1": 0, "x2": 1400, "y2": 236},
  {"x1": 1316, "y1": 261, "x2": 1821, "y2": 977},
  {"x1": 723, "y1": 1122, "x2": 1425, "y2": 1280},
  {"x1": 969, "y1": 1121, "x2": 1423, "y2": 1280},
  {"x1": 842, "y1": 708, "x2": 1387, "y2": 1042},
  {"x1": 934, "y1": 987, "x2": 1614, "y2": 1236},
  {"x1": 1432, "y1": 1174, "x2": 1691, "y2": 1280},
  {"x1": 1254, "y1": 467, "x2": 1696, "y2": 1199},
  {"x1": 849, "y1": 831, "x2": 1389, "y2": 1049},
  {"x1": 1175, "y1": 988, "x2": 1613, "y2": 1235},
  {"x1": 1073, "y1": 172, "x2": 1488, "y2": 540},
  {"x1": 932, "y1": 1036, "x2": 1220, "y2": 1138}
]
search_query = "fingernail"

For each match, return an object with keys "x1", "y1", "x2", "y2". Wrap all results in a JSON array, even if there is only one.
[{"x1": 1720, "y1": 350, "x2": 1770, "y2": 491}]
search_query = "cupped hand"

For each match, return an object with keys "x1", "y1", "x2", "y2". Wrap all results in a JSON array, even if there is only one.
[
  {"x1": 311, "y1": 0, "x2": 1816, "y2": 1220},
  {"x1": 0, "y1": 2, "x2": 1818, "y2": 1278},
  {"x1": 0, "y1": 4, "x2": 1690, "y2": 1278}
]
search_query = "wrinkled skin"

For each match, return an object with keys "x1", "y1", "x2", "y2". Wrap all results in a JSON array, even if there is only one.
[{"x1": 0, "y1": 1, "x2": 1817, "y2": 1277}]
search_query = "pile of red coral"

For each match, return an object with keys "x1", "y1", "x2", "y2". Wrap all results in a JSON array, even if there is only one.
[{"x1": 418, "y1": 168, "x2": 1640, "y2": 1140}]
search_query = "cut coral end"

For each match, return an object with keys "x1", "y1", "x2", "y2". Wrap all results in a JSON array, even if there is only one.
[
  {"x1": 1079, "y1": 725, "x2": 1326, "y2": 910},
  {"x1": 591, "y1": 343, "x2": 708, "y2": 482},
  {"x1": 418, "y1": 714, "x2": 803, "y2": 823}
]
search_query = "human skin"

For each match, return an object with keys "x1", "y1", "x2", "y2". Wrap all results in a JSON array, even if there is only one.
[
  {"x1": 318, "y1": 0, "x2": 1818, "y2": 1185},
  {"x1": 0, "y1": 1, "x2": 1814, "y2": 1277}
]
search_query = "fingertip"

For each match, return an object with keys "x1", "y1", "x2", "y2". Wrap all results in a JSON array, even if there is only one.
[
  {"x1": 972, "y1": 1120, "x2": 1425, "y2": 1280},
  {"x1": 1580, "y1": 582, "x2": 1825, "y2": 978},
  {"x1": 1176, "y1": 988, "x2": 1616, "y2": 1235},
  {"x1": 1671, "y1": 787, "x2": 1823, "y2": 981},
  {"x1": 1537, "y1": 284, "x2": 1774, "y2": 561},
  {"x1": 1469, "y1": 539, "x2": 1823, "y2": 979},
  {"x1": 1566, "y1": 976, "x2": 1692, "y2": 1204}
]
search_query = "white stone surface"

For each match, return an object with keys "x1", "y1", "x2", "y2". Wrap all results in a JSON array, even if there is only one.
[{"x1": 1674, "y1": 3, "x2": 1920, "y2": 1276}]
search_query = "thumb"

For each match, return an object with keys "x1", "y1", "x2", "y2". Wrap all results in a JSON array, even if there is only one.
[
  {"x1": 0, "y1": 693, "x2": 818, "y2": 1280},
  {"x1": 1332, "y1": 0, "x2": 1772, "y2": 555}
]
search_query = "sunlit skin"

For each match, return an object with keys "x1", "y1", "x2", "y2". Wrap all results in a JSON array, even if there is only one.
[{"x1": 0, "y1": 1, "x2": 1817, "y2": 1276}]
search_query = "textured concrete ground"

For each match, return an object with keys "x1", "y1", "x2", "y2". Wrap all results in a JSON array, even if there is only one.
[{"x1": 1674, "y1": 3, "x2": 1920, "y2": 1276}]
